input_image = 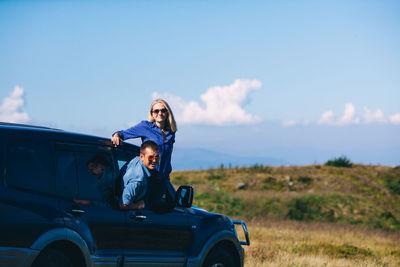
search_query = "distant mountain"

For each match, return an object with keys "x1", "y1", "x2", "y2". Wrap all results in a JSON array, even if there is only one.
[
  {"x1": 171, "y1": 147, "x2": 289, "y2": 170},
  {"x1": 171, "y1": 146, "x2": 400, "y2": 170}
]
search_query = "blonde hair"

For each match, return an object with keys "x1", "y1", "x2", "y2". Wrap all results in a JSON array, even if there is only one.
[{"x1": 148, "y1": 99, "x2": 177, "y2": 133}]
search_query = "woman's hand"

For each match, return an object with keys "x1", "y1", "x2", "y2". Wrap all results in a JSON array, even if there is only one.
[{"x1": 111, "y1": 133, "x2": 121, "y2": 147}]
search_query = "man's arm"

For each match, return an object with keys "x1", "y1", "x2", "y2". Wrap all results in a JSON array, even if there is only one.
[
  {"x1": 121, "y1": 180, "x2": 145, "y2": 207},
  {"x1": 119, "y1": 200, "x2": 145, "y2": 210}
]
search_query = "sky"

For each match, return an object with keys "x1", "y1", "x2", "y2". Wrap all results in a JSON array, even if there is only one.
[{"x1": 1, "y1": 0, "x2": 399, "y2": 166}]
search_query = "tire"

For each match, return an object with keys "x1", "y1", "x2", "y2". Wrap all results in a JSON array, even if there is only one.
[
  {"x1": 32, "y1": 249, "x2": 74, "y2": 267},
  {"x1": 203, "y1": 247, "x2": 236, "y2": 267}
]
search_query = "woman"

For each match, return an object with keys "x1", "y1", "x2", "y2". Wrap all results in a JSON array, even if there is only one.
[{"x1": 111, "y1": 99, "x2": 177, "y2": 208}]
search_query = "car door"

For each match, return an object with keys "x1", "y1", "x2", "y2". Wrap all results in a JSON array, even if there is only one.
[
  {"x1": 113, "y1": 146, "x2": 193, "y2": 266},
  {"x1": 55, "y1": 143, "x2": 127, "y2": 265},
  {"x1": 123, "y1": 207, "x2": 192, "y2": 266}
]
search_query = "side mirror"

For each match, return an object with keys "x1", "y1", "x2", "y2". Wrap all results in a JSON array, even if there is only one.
[{"x1": 175, "y1": 185, "x2": 194, "y2": 208}]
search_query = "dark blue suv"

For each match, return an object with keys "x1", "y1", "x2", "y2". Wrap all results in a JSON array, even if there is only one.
[{"x1": 0, "y1": 123, "x2": 249, "y2": 267}]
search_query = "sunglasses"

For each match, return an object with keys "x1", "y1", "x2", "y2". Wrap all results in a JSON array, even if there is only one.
[
  {"x1": 152, "y1": 108, "x2": 168, "y2": 114},
  {"x1": 147, "y1": 155, "x2": 160, "y2": 161}
]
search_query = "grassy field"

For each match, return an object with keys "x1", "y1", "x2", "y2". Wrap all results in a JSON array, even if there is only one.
[
  {"x1": 241, "y1": 221, "x2": 399, "y2": 266},
  {"x1": 170, "y1": 163, "x2": 400, "y2": 266}
]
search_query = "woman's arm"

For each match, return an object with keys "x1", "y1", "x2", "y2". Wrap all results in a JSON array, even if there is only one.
[{"x1": 111, "y1": 121, "x2": 148, "y2": 146}]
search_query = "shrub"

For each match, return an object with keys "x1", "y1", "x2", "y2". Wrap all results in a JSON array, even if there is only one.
[
  {"x1": 323, "y1": 244, "x2": 373, "y2": 259},
  {"x1": 207, "y1": 169, "x2": 225, "y2": 181},
  {"x1": 262, "y1": 176, "x2": 286, "y2": 191},
  {"x1": 286, "y1": 195, "x2": 335, "y2": 222},
  {"x1": 297, "y1": 176, "x2": 313, "y2": 185},
  {"x1": 292, "y1": 243, "x2": 373, "y2": 259},
  {"x1": 384, "y1": 175, "x2": 400, "y2": 195},
  {"x1": 171, "y1": 175, "x2": 187, "y2": 185},
  {"x1": 325, "y1": 156, "x2": 352, "y2": 168},
  {"x1": 244, "y1": 164, "x2": 272, "y2": 174},
  {"x1": 195, "y1": 190, "x2": 246, "y2": 216}
]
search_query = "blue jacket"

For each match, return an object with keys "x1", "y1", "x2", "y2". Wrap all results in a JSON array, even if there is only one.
[
  {"x1": 121, "y1": 156, "x2": 150, "y2": 205},
  {"x1": 116, "y1": 120, "x2": 175, "y2": 178}
]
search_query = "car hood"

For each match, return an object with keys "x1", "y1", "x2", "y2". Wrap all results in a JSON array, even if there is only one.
[{"x1": 187, "y1": 206, "x2": 235, "y2": 230}]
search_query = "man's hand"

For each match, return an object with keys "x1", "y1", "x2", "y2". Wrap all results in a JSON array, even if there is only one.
[
  {"x1": 111, "y1": 133, "x2": 121, "y2": 147},
  {"x1": 73, "y1": 199, "x2": 92, "y2": 205},
  {"x1": 120, "y1": 200, "x2": 145, "y2": 210},
  {"x1": 130, "y1": 200, "x2": 145, "y2": 209}
]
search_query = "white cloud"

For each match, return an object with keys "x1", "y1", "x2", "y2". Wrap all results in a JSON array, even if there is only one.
[
  {"x1": 152, "y1": 79, "x2": 262, "y2": 125},
  {"x1": 316, "y1": 104, "x2": 400, "y2": 126},
  {"x1": 338, "y1": 103, "x2": 360, "y2": 125},
  {"x1": 318, "y1": 110, "x2": 335, "y2": 125},
  {"x1": 282, "y1": 120, "x2": 297, "y2": 127},
  {"x1": 0, "y1": 86, "x2": 30, "y2": 123},
  {"x1": 318, "y1": 103, "x2": 360, "y2": 126},
  {"x1": 363, "y1": 108, "x2": 386, "y2": 124},
  {"x1": 389, "y1": 113, "x2": 400, "y2": 125}
]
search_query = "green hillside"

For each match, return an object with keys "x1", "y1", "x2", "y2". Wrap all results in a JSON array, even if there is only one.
[{"x1": 171, "y1": 164, "x2": 400, "y2": 231}]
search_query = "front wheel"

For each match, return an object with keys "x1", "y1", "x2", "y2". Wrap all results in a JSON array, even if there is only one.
[{"x1": 203, "y1": 247, "x2": 236, "y2": 267}]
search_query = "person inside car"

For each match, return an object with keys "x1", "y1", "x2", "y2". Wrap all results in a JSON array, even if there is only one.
[
  {"x1": 74, "y1": 153, "x2": 114, "y2": 206},
  {"x1": 120, "y1": 140, "x2": 160, "y2": 210}
]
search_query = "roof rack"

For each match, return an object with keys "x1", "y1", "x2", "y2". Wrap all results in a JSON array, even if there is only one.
[{"x1": 0, "y1": 122, "x2": 63, "y2": 131}]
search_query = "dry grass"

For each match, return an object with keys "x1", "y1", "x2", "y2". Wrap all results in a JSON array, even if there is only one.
[{"x1": 237, "y1": 220, "x2": 400, "y2": 267}]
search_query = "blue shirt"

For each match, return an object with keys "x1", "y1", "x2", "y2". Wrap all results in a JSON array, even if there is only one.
[
  {"x1": 116, "y1": 120, "x2": 175, "y2": 178},
  {"x1": 121, "y1": 156, "x2": 150, "y2": 205}
]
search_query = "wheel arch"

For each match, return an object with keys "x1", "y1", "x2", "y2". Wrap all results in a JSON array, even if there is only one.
[
  {"x1": 32, "y1": 240, "x2": 87, "y2": 267},
  {"x1": 210, "y1": 240, "x2": 241, "y2": 267},
  {"x1": 186, "y1": 230, "x2": 243, "y2": 267},
  {"x1": 25, "y1": 228, "x2": 91, "y2": 267}
]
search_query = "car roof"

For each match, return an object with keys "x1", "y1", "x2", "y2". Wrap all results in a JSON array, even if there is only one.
[
  {"x1": 0, "y1": 122, "x2": 63, "y2": 131},
  {"x1": 0, "y1": 122, "x2": 139, "y2": 151}
]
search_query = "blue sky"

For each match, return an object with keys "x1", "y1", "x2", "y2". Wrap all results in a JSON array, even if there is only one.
[{"x1": 1, "y1": 0, "x2": 399, "y2": 166}]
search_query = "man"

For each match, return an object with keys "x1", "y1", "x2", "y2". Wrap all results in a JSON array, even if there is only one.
[
  {"x1": 87, "y1": 153, "x2": 110, "y2": 179},
  {"x1": 120, "y1": 140, "x2": 159, "y2": 210},
  {"x1": 74, "y1": 153, "x2": 113, "y2": 206}
]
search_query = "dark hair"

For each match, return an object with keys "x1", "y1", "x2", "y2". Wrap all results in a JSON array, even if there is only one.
[
  {"x1": 87, "y1": 153, "x2": 110, "y2": 167},
  {"x1": 140, "y1": 140, "x2": 159, "y2": 154}
]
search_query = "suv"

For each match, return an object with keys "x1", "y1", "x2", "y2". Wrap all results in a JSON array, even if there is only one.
[{"x1": 0, "y1": 123, "x2": 250, "y2": 267}]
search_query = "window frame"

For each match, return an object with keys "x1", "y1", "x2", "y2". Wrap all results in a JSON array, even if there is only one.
[{"x1": 54, "y1": 142, "x2": 117, "y2": 206}]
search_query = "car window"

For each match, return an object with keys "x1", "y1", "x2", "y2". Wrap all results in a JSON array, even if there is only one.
[
  {"x1": 117, "y1": 160, "x2": 127, "y2": 170},
  {"x1": 55, "y1": 144, "x2": 117, "y2": 208},
  {"x1": 55, "y1": 150, "x2": 78, "y2": 198},
  {"x1": 6, "y1": 139, "x2": 54, "y2": 194},
  {"x1": 75, "y1": 152, "x2": 114, "y2": 206}
]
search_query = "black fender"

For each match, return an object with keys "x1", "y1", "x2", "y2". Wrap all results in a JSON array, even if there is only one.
[
  {"x1": 186, "y1": 230, "x2": 243, "y2": 267},
  {"x1": 23, "y1": 228, "x2": 92, "y2": 267}
]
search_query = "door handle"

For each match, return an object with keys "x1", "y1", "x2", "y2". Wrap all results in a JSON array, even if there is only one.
[
  {"x1": 66, "y1": 208, "x2": 85, "y2": 216},
  {"x1": 129, "y1": 213, "x2": 147, "y2": 222}
]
